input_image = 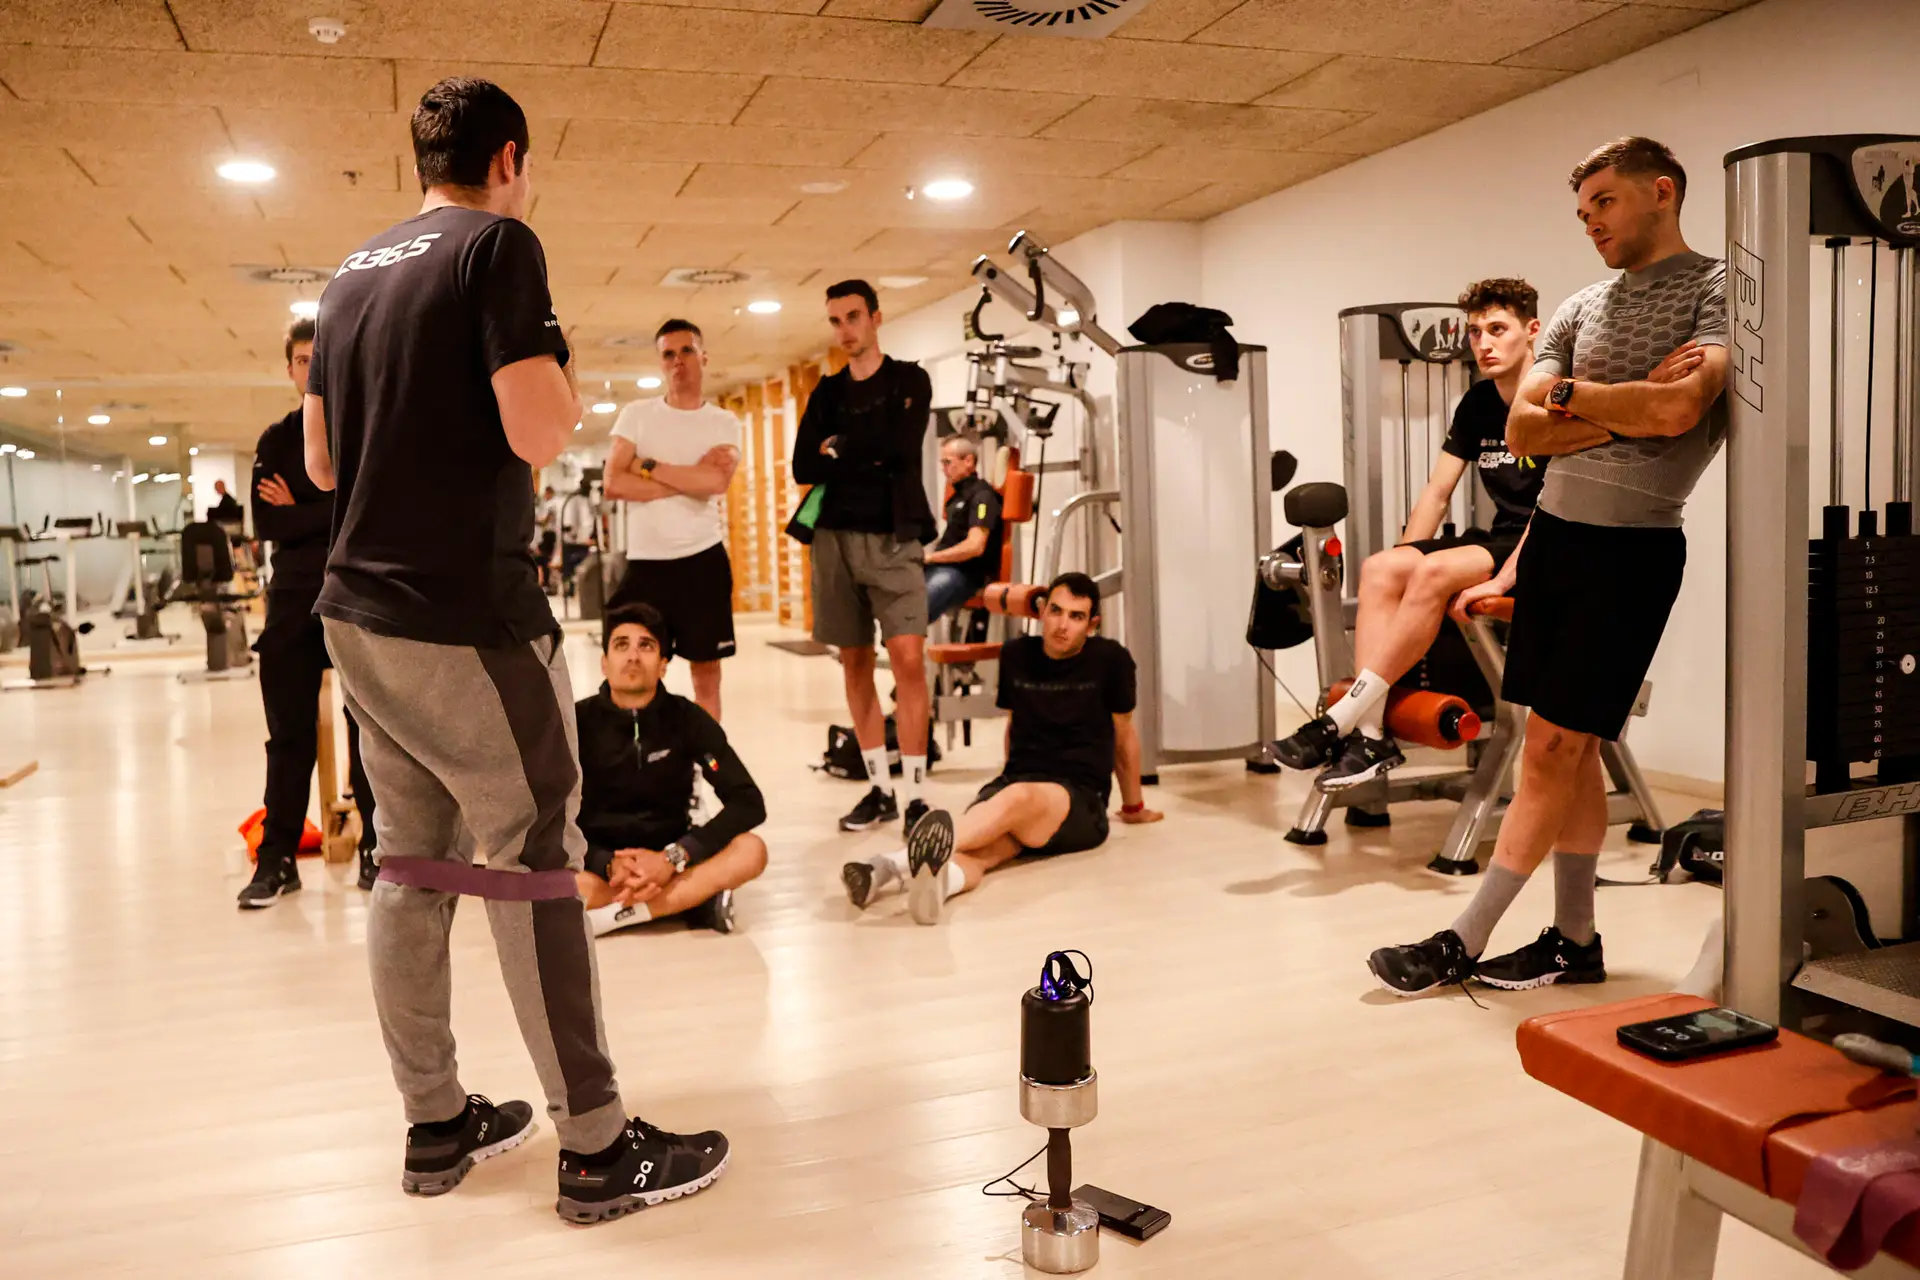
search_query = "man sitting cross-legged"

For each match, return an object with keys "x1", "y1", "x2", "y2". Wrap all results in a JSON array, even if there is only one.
[
  {"x1": 841, "y1": 573, "x2": 1162, "y2": 925},
  {"x1": 577, "y1": 603, "x2": 768, "y2": 937}
]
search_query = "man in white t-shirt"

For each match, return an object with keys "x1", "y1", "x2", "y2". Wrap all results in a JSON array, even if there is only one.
[{"x1": 604, "y1": 319, "x2": 742, "y2": 720}]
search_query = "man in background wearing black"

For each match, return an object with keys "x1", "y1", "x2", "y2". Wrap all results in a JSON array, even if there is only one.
[
  {"x1": 923, "y1": 435, "x2": 1003, "y2": 624},
  {"x1": 238, "y1": 316, "x2": 376, "y2": 907},
  {"x1": 792, "y1": 279, "x2": 936, "y2": 837}
]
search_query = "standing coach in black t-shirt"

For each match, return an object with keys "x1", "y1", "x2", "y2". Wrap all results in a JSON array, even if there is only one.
[
  {"x1": 304, "y1": 77, "x2": 726, "y2": 1226},
  {"x1": 792, "y1": 279, "x2": 937, "y2": 837},
  {"x1": 841, "y1": 573, "x2": 1162, "y2": 925},
  {"x1": 236, "y1": 317, "x2": 378, "y2": 909},
  {"x1": 1273, "y1": 278, "x2": 1547, "y2": 790}
]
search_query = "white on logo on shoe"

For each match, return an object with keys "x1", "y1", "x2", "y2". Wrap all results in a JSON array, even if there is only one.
[{"x1": 634, "y1": 1159, "x2": 654, "y2": 1189}]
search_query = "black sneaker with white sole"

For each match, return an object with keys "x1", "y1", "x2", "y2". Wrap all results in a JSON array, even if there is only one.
[
  {"x1": 1317, "y1": 733, "x2": 1406, "y2": 791},
  {"x1": 907, "y1": 806, "x2": 955, "y2": 926},
  {"x1": 691, "y1": 888, "x2": 736, "y2": 934},
  {"x1": 838, "y1": 786, "x2": 899, "y2": 832},
  {"x1": 237, "y1": 855, "x2": 300, "y2": 909},
  {"x1": 402, "y1": 1095, "x2": 536, "y2": 1196},
  {"x1": 903, "y1": 797, "x2": 929, "y2": 838},
  {"x1": 1476, "y1": 927, "x2": 1606, "y2": 990},
  {"x1": 556, "y1": 1117, "x2": 730, "y2": 1225},
  {"x1": 1367, "y1": 929, "x2": 1478, "y2": 997},
  {"x1": 1272, "y1": 715, "x2": 1345, "y2": 771}
]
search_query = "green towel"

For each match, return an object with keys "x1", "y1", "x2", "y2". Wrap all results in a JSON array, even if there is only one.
[{"x1": 786, "y1": 484, "x2": 826, "y2": 545}]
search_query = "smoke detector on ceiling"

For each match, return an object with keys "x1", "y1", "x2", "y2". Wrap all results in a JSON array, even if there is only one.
[
  {"x1": 308, "y1": 16, "x2": 347, "y2": 44},
  {"x1": 921, "y1": 0, "x2": 1150, "y2": 38},
  {"x1": 660, "y1": 267, "x2": 768, "y2": 288}
]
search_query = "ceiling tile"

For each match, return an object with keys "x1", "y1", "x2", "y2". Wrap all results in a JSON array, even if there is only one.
[
  {"x1": 391, "y1": 62, "x2": 759, "y2": 125},
  {"x1": 735, "y1": 78, "x2": 1085, "y2": 138},
  {"x1": 642, "y1": 222, "x2": 876, "y2": 264},
  {"x1": 777, "y1": 192, "x2": 1031, "y2": 231},
  {"x1": 536, "y1": 192, "x2": 797, "y2": 226},
  {"x1": 222, "y1": 110, "x2": 412, "y2": 156},
  {"x1": 0, "y1": 46, "x2": 394, "y2": 111},
  {"x1": 1111, "y1": 0, "x2": 1251, "y2": 43},
  {"x1": 532, "y1": 159, "x2": 698, "y2": 200},
  {"x1": 1039, "y1": 98, "x2": 1361, "y2": 151},
  {"x1": 72, "y1": 150, "x2": 405, "y2": 195},
  {"x1": 1010, "y1": 174, "x2": 1211, "y2": 224},
  {"x1": 949, "y1": 34, "x2": 1327, "y2": 104},
  {"x1": 848, "y1": 132, "x2": 1149, "y2": 179},
  {"x1": 849, "y1": 227, "x2": 1006, "y2": 269},
  {"x1": 1152, "y1": 181, "x2": 1290, "y2": 220},
  {"x1": 561, "y1": 118, "x2": 876, "y2": 168},
  {"x1": 170, "y1": 0, "x2": 605, "y2": 63},
  {"x1": 0, "y1": 0, "x2": 183, "y2": 50},
  {"x1": 1296, "y1": 112, "x2": 1457, "y2": 155},
  {"x1": 0, "y1": 148, "x2": 94, "y2": 190},
  {"x1": 529, "y1": 221, "x2": 653, "y2": 254},
  {"x1": 595, "y1": 6, "x2": 992, "y2": 82},
  {"x1": 1501, "y1": 2, "x2": 1720, "y2": 71},
  {"x1": 819, "y1": 0, "x2": 940, "y2": 18},
  {"x1": 680, "y1": 164, "x2": 868, "y2": 201},
  {"x1": 1107, "y1": 146, "x2": 1346, "y2": 186},
  {"x1": 1193, "y1": 0, "x2": 1614, "y2": 63},
  {"x1": 0, "y1": 101, "x2": 234, "y2": 155},
  {"x1": 1257, "y1": 56, "x2": 1565, "y2": 118},
  {"x1": 644, "y1": 0, "x2": 829, "y2": 11}
]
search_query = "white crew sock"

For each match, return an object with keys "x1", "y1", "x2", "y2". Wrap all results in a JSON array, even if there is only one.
[
  {"x1": 1327, "y1": 668, "x2": 1391, "y2": 737},
  {"x1": 941, "y1": 859, "x2": 966, "y2": 899},
  {"x1": 900, "y1": 754, "x2": 928, "y2": 807},
  {"x1": 862, "y1": 745, "x2": 893, "y2": 795},
  {"x1": 1356, "y1": 697, "x2": 1386, "y2": 740},
  {"x1": 586, "y1": 900, "x2": 651, "y2": 938}
]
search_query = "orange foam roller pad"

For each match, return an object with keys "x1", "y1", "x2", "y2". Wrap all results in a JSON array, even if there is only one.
[
  {"x1": 981, "y1": 582, "x2": 1046, "y2": 619},
  {"x1": 1328, "y1": 680, "x2": 1480, "y2": 750}
]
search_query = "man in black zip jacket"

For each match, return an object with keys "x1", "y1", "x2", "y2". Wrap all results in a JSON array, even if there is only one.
[
  {"x1": 576, "y1": 602, "x2": 768, "y2": 936},
  {"x1": 236, "y1": 317, "x2": 377, "y2": 908},
  {"x1": 792, "y1": 278, "x2": 937, "y2": 839}
]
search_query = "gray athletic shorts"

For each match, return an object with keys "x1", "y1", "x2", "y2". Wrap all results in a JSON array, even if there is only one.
[{"x1": 811, "y1": 528, "x2": 928, "y2": 648}]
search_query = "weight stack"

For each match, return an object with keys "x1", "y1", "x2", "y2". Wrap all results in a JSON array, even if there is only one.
[{"x1": 1807, "y1": 527, "x2": 1920, "y2": 790}]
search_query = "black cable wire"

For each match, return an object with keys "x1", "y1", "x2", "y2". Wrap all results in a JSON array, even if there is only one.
[
  {"x1": 981, "y1": 1141, "x2": 1048, "y2": 1203},
  {"x1": 1255, "y1": 648, "x2": 1315, "y2": 721}
]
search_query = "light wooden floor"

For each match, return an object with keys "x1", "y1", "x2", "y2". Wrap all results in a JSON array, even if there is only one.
[{"x1": 0, "y1": 616, "x2": 1831, "y2": 1278}]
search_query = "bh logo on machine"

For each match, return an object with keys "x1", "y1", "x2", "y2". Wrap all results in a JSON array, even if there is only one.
[
  {"x1": 334, "y1": 233, "x2": 442, "y2": 276},
  {"x1": 1833, "y1": 782, "x2": 1920, "y2": 822}
]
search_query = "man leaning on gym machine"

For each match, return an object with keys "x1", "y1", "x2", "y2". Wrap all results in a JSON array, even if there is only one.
[{"x1": 239, "y1": 317, "x2": 377, "y2": 907}]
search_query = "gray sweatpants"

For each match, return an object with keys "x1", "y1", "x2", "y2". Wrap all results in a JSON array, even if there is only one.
[{"x1": 322, "y1": 618, "x2": 627, "y2": 1154}]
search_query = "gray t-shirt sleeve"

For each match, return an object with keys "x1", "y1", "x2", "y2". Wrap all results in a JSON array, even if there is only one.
[
  {"x1": 1691, "y1": 261, "x2": 1729, "y2": 347},
  {"x1": 1533, "y1": 292, "x2": 1582, "y2": 378}
]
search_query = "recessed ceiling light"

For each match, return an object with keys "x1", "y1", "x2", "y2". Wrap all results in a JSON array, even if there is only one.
[
  {"x1": 88, "y1": 413, "x2": 111, "y2": 425},
  {"x1": 92, "y1": 463, "x2": 102, "y2": 471},
  {"x1": 746, "y1": 300, "x2": 783, "y2": 315},
  {"x1": 591, "y1": 402, "x2": 616, "y2": 414},
  {"x1": 921, "y1": 178, "x2": 974, "y2": 202},
  {"x1": 637, "y1": 375, "x2": 663, "y2": 390},
  {"x1": 0, "y1": 386, "x2": 25, "y2": 398},
  {"x1": 0, "y1": 443, "x2": 14, "y2": 454},
  {"x1": 800, "y1": 180, "x2": 849, "y2": 195},
  {"x1": 16, "y1": 449, "x2": 34, "y2": 460},
  {"x1": 132, "y1": 472, "x2": 149, "y2": 484},
  {"x1": 877, "y1": 276, "x2": 928, "y2": 290},
  {"x1": 188, "y1": 446, "x2": 199, "y2": 456},
  {"x1": 289, "y1": 299, "x2": 319, "y2": 319},
  {"x1": 217, "y1": 159, "x2": 276, "y2": 184},
  {"x1": 148, "y1": 434, "x2": 168, "y2": 446}
]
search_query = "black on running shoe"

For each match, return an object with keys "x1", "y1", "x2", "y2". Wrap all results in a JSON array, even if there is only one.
[
  {"x1": 403, "y1": 1095, "x2": 536, "y2": 1196},
  {"x1": 902, "y1": 797, "x2": 930, "y2": 837},
  {"x1": 907, "y1": 806, "x2": 955, "y2": 927},
  {"x1": 1272, "y1": 715, "x2": 1345, "y2": 771},
  {"x1": 690, "y1": 888, "x2": 736, "y2": 934},
  {"x1": 1477, "y1": 927, "x2": 1606, "y2": 990},
  {"x1": 838, "y1": 786, "x2": 899, "y2": 832},
  {"x1": 556, "y1": 1118, "x2": 730, "y2": 1225},
  {"x1": 237, "y1": 855, "x2": 300, "y2": 910},
  {"x1": 842, "y1": 860, "x2": 878, "y2": 909},
  {"x1": 1368, "y1": 929, "x2": 1478, "y2": 997},
  {"x1": 1317, "y1": 733, "x2": 1405, "y2": 792}
]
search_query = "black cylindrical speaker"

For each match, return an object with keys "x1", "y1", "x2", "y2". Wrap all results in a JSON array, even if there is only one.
[{"x1": 1021, "y1": 984, "x2": 1091, "y2": 1085}]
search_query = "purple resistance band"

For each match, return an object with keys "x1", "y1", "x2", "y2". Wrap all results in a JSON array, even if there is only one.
[{"x1": 377, "y1": 855, "x2": 579, "y2": 901}]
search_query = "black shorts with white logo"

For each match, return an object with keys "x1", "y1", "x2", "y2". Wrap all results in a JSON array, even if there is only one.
[
  {"x1": 608, "y1": 543, "x2": 737, "y2": 663},
  {"x1": 970, "y1": 774, "x2": 1109, "y2": 857},
  {"x1": 1501, "y1": 509, "x2": 1686, "y2": 741}
]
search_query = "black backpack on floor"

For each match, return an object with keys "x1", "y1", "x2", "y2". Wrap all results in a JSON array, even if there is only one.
[{"x1": 818, "y1": 716, "x2": 941, "y2": 779}]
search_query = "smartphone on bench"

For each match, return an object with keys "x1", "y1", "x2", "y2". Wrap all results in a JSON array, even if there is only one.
[
  {"x1": 1073, "y1": 1184, "x2": 1171, "y2": 1240},
  {"x1": 1617, "y1": 1006, "x2": 1778, "y2": 1062}
]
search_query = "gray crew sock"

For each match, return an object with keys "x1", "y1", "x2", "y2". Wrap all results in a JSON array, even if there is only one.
[
  {"x1": 1449, "y1": 863, "x2": 1530, "y2": 958},
  {"x1": 1553, "y1": 852, "x2": 1600, "y2": 946}
]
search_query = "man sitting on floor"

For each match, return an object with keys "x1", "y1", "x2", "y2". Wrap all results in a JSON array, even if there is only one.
[
  {"x1": 577, "y1": 603, "x2": 768, "y2": 936},
  {"x1": 841, "y1": 572, "x2": 1162, "y2": 925}
]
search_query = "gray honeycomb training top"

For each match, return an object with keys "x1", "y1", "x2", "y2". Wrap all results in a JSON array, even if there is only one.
[{"x1": 1534, "y1": 250, "x2": 1729, "y2": 529}]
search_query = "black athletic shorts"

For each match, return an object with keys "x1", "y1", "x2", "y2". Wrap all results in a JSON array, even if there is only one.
[
  {"x1": 971, "y1": 774, "x2": 1109, "y2": 857},
  {"x1": 1401, "y1": 525, "x2": 1525, "y2": 571},
  {"x1": 608, "y1": 543, "x2": 737, "y2": 663},
  {"x1": 1501, "y1": 509, "x2": 1686, "y2": 741}
]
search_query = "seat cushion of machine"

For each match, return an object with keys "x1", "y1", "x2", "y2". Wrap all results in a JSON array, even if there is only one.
[
  {"x1": 929, "y1": 642, "x2": 1002, "y2": 665},
  {"x1": 1467, "y1": 595, "x2": 1516, "y2": 621},
  {"x1": 1517, "y1": 993, "x2": 1914, "y2": 1194}
]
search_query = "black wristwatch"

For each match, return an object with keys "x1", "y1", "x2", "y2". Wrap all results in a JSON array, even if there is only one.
[
  {"x1": 1548, "y1": 378, "x2": 1577, "y2": 414},
  {"x1": 662, "y1": 841, "x2": 690, "y2": 875}
]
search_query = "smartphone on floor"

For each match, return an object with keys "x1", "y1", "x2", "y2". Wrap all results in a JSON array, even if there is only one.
[
  {"x1": 1073, "y1": 1184, "x2": 1171, "y2": 1240},
  {"x1": 1617, "y1": 1006, "x2": 1779, "y2": 1062}
]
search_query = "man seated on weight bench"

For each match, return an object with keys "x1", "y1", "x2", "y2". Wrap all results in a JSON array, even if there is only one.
[
  {"x1": 841, "y1": 573, "x2": 1162, "y2": 925},
  {"x1": 923, "y1": 435, "x2": 1004, "y2": 624},
  {"x1": 1273, "y1": 278, "x2": 1544, "y2": 790},
  {"x1": 576, "y1": 603, "x2": 768, "y2": 936}
]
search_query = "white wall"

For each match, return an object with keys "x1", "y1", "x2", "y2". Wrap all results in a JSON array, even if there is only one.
[
  {"x1": 0, "y1": 446, "x2": 140, "y2": 612},
  {"x1": 1200, "y1": 0, "x2": 1920, "y2": 784}
]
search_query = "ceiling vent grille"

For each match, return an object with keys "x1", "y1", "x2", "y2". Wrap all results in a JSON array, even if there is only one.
[
  {"x1": 236, "y1": 265, "x2": 332, "y2": 286},
  {"x1": 660, "y1": 267, "x2": 766, "y2": 288},
  {"x1": 921, "y1": 0, "x2": 1149, "y2": 38}
]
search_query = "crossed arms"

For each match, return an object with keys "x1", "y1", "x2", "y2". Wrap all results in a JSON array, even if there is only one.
[
  {"x1": 603, "y1": 435, "x2": 739, "y2": 503},
  {"x1": 1506, "y1": 341, "x2": 1728, "y2": 459}
]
